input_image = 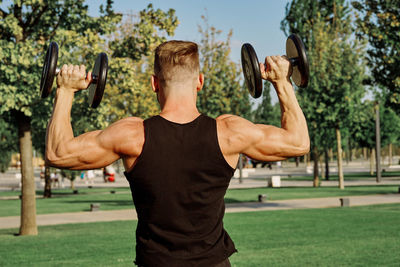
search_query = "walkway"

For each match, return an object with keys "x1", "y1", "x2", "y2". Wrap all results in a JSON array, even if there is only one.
[{"x1": 1, "y1": 194, "x2": 399, "y2": 230}]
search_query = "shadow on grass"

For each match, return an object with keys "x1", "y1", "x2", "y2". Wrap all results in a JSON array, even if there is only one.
[
  {"x1": 224, "y1": 198, "x2": 242, "y2": 204},
  {"x1": 64, "y1": 199, "x2": 133, "y2": 207},
  {"x1": 35, "y1": 187, "x2": 131, "y2": 197}
]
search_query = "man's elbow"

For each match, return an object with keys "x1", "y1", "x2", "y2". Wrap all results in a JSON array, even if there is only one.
[
  {"x1": 45, "y1": 155, "x2": 56, "y2": 167},
  {"x1": 45, "y1": 150, "x2": 60, "y2": 168},
  {"x1": 293, "y1": 136, "x2": 310, "y2": 157}
]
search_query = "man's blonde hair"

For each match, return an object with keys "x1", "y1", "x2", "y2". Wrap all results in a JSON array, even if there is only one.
[{"x1": 154, "y1": 40, "x2": 199, "y2": 85}]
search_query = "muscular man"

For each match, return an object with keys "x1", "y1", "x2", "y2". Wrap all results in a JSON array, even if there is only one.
[{"x1": 46, "y1": 40, "x2": 309, "y2": 266}]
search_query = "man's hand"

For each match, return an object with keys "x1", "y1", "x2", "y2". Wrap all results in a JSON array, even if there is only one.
[
  {"x1": 260, "y1": 56, "x2": 292, "y2": 84},
  {"x1": 56, "y1": 64, "x2": 92, "y2": 93}
]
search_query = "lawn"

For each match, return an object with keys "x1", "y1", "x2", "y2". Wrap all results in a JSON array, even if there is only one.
[
  {"x1": 0, "y1": 204, "x2": 399, "y2": 266},
  {"x1": 0, "y1": 187, "x2": 134, "y2": 217},
  {"x1": 281, "y1": 171, "x2": 400, "y2": 181},
  {"x1": 0, "y1": 185, "x2": 399, "y2": 217},
  {"x1": 224, "y1": 185, "x2": 399, "y2": 203}
]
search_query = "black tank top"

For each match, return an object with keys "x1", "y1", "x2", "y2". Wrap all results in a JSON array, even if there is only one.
[{"x1": 124, "y1": 114, "x2": 237, "y2": 267}]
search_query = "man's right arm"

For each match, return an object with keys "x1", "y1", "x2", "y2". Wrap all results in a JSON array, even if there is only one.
[{"x1": 217, "y1": 56, "x2": 309, "y2": 167}]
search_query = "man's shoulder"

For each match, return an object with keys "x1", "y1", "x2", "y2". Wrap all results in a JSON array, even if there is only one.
[
  {"x1": 112, "y1": 116, "x2": 144, "y2": 128},
  {"x1": 104, "y1": 117, "x2": 145, "y2": 157},
  {"x1": 104, "y1": 117, "x2": 144, "y2": 138},
  {"x1": 216, "y1": 114, "x2": 250, "y2": 129}
]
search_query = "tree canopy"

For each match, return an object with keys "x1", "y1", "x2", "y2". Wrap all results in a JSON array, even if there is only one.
[{"x1": 352, "y1": 0, "x2": 400, "y2": 113}]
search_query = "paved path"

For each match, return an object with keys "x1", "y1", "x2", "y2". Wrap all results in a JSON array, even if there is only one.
[{"x1": 1, "y1": 194, "x2": 399, "y2": 230}]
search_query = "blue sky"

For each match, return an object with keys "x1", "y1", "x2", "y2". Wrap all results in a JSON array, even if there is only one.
[{"x1": 86, "y1": 0, "x2": 291, "y2": 63}]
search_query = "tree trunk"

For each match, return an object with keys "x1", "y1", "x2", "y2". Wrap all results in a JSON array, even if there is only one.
[
  {"x1": 370, "y1": 148, "x2": 375, "y2": 176},
  {"x1": 375, "y1": 102, "x2": 382, "y2": 182},
  {"x1": 43, "y1": 166, "x2": 52, "y2": 198},
  {"x1": 363, "y1": 147, "x2": 367, "y2": 160},
  {"x1": 325, "y1": 149, "x2": 330, "y2": 180},
  {"x1": 16, "y1": 112, "x2": 38, "y2": 236},
  {"x1": 388, "y1": 143, "x2": 393, "y2": 166},
  {"x1": 313, "y1": 147, "x2": 319, "y2": 187},
  {"x1": 349, "y1": 140, "x2": 353, "y2": 161},
  {"x1": 336, "y1": 127, "x2": 344, "y2": 189},
  {"x1": 329, "y1": 148, "x2": 333, "y2": 162},
  {"x1": 295, "y1": 157, "x2": 299, "y2": 167},
  {"x1": 320, "y1": 152, "x2": 325, "y2": 179}
]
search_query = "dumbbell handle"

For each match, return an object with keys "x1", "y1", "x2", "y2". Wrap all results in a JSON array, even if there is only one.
[
  {"x1": 263, "y1": 56, "x2": 300, "y2": 70},
  {"x1": 55, "y1": 68, "x2": 99, "y2": 83},
  {"x1": 289, "y1": 57, "x2": 299, "y2": 66}
]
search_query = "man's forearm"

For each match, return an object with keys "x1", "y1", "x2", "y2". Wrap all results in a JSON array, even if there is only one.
[
  {"x1": 274, "y1": 79, "x2": 309, "y2": 148},
  {"x1": 45, "y1": 88, "x2": 75, "y2": 163}
]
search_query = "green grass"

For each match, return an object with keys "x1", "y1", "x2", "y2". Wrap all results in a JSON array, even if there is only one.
[
  {"x1": 0, "y1": 204, "x2": 399, "y2": 266},
  {"x1": 224, "y1": 185, "x2": 399, "y2": 203},
  {"x1": 1, "y1": 185, "x2": 399, "y2": 217},
  {"x1": 281, "y1": 171, "x2": 400, "y2": 181},
  {"x1": 0, "y1": 188, "x2": 133, "y2": 217}
]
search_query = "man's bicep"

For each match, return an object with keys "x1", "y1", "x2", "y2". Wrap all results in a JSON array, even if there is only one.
[
  {"x1": 241, "y1": 123, "x2": 291, "y2": 162},
  {"x1": 48, "y1": 130, "x2": 120, "y2": 170}
]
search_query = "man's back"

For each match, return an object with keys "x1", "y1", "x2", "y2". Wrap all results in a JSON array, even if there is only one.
[{"x1": 125, "y1": 114, "x2": 237, "y2": 266}]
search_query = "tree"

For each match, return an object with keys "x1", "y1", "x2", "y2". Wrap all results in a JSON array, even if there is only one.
[
  {"x1": 197, "y1": 16, "x2": 251, "y2": 119},
  {"x1": 351, "y1": 100, "x2": 376, "y2": 174},
  {"x1": 281, "y1": 0, "x2": 367, "y2": 188},
  {"x1": 379, "y1": 103, "x2": 400, "y2": 166},
  {"x1": 0, "y1": 0, "x2": 121, "y2": 235},
  {"x1": 352, "y1": 1, "x2": 400, "y2": 113}
]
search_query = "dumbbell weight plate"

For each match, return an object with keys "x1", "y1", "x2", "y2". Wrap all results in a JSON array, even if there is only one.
[
  {"x1": 286, "y1": 34, "x2": 309, "y2": 88},
  {"x1": 40, "y1": 42, "x2": 58, "y2": 98},
  {"x1": 241, "y1": 43, "x2": 262, "y2": 98},
  {"x1": 88, "y1": 53, "x2": 108, "y2": 108}
]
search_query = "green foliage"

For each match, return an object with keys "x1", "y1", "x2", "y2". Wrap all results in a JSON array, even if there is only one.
[
  {"x1": 281, "y1": 0, "x2": 351, "y2": 48},
  {"x1": 351, "y1": 100, "x2": 375, "y2": 149},
  {"x1": 197, "y1": 16, "x2": 251, "y2": 119},
  {"x1": 380, "y1": 103, "x2": 400, "y2": 146},
  {"x1": 253, "y1": 82, "x2": 280, "y2": 127},
  {"x1": 0, "y1": 112, "x2": 17, "y2": 172},
  {"x1": 352, "y1": 0, "x2": 400, "y2": 111},
  {"x1": 110, "y1": 4, "x2": 178, "y2": 61}
]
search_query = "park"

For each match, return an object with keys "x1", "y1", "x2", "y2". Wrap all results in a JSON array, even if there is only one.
[{"x1": 1, "y1": 0, "x2": 400, "y2": 266}]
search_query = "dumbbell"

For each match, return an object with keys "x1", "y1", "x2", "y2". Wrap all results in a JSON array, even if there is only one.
[
  {"x1": 241, "y1": 34, "x2": 309, "y2": 98},
  {"x1": 39, "y1": 42, "x2": 108, "y2": 108}
]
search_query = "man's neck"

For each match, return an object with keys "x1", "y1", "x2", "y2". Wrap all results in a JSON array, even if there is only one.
[{"x1": 159, "y1": 96, "x2": 200, "y2": 124}]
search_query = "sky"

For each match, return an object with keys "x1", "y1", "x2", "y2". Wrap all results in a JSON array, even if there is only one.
[{"x1": 86, "y1": 0, "x2": 292, "y2": 63}]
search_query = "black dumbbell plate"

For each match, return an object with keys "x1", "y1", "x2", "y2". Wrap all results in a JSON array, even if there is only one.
[
  {"x1": 40, "y1": 42, "x2": 58, "y2": 98},
  {"x1": 241, "y1": 43, "x2": 262, "y2": 98},
  {"x1": 286, "y1": 34, "x2": 309, "y2": 88},
  {"x1": 88, "y1": 53, "x2": 108, "y2": 108}
]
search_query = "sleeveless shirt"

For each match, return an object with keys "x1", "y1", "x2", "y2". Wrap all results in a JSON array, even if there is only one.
[{"x1": 124, "y1": 114, "x2": 237, "y2": 267}]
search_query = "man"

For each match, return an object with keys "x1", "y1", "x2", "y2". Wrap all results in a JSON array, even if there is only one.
[{"x1": 46, "y1": 40, "x2": 309, "y2": 266}]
